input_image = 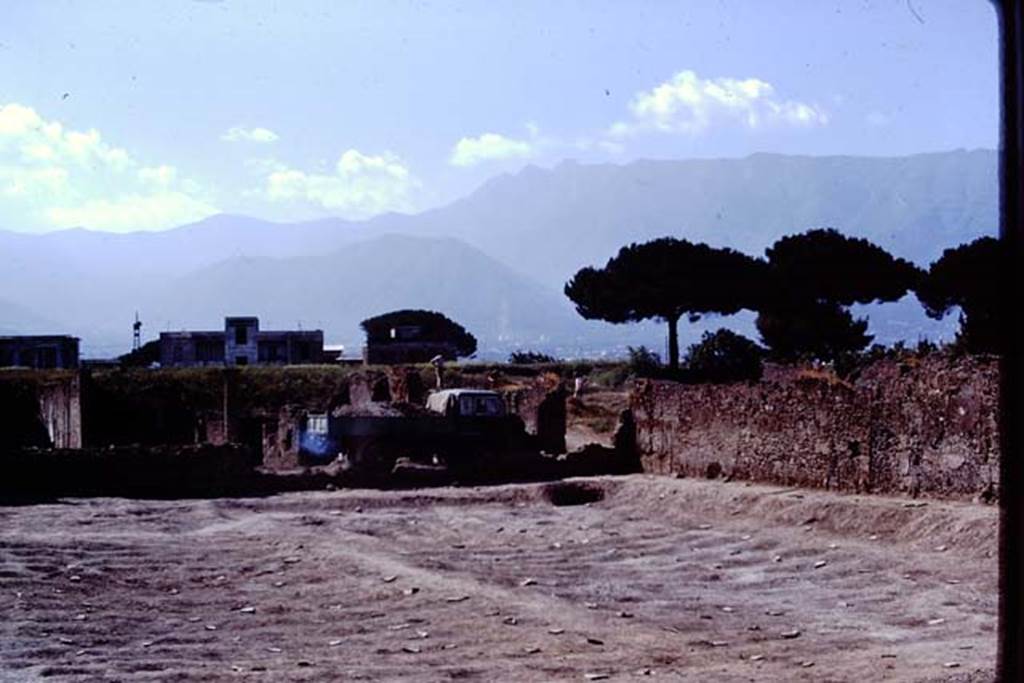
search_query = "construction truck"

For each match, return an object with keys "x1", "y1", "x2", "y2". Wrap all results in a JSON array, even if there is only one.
[{"x1": 300, "y1": 389, "x2": 535, "y2": 480}]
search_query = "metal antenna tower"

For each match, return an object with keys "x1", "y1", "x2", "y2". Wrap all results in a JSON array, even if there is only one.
[{"x1": 132, "y1": 312, "x2": 142, "y2": 351}]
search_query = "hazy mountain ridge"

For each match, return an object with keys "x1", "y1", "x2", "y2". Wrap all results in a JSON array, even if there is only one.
[
  {"x1": 146, "y1": 234, "x2": 601, "y2": 356},
  {"x1": 0, "y1": 150, "x2": 994, "y2": 357},
  {"x1": 393, "y1": 149, "x2": 997, "y2": 284}
]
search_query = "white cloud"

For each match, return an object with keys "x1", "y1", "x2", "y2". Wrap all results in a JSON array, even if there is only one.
[
  {"x1": 0, "y1": 103, "x2": 135, "y2": 171},
  {"x1": 609, "y1": 70, "x2": 828, "y2": 137},
  {"x1": 0, "y1": 166, "x2": 70, "y2": 198},
  {"x1": 449, "y1": 132, "x2": 535, "y2": 167},
  {"x1": 0, "y1": 102, "x2": 217, "y2": 231},
  {"x1": 258, "y1": 149, "x2": 418, "y2": 218},
  {"x1": 138, "y1": 164, "x2": 178, "y2": 187},
  {"x1": 221, "y1": 126, "x2": 279, "y2": 143}
]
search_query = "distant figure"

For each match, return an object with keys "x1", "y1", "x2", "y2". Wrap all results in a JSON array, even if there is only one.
[
  {"x1": 573, "y1": 374, "x2": 586, "y2": 399},
  {"x1": 430, "y1": 354, "x2": 445, "y2": 389}
]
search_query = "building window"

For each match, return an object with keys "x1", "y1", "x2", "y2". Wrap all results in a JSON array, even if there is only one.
[
  {"x1": 259, "y1": 342, "x2": 284, "y2": 362},
  {"x1": 235, "y1": 325, "x2": 248, "y2": 345},
  {"x1": 197, "y1": 339, "x2": 224, "y2": 362},
  {"x1": 390, "y1": 325, "x2": 422, "y2": 341},
  {"x1": 236, "y1": 356, "x2": 249, "y2": 366}
]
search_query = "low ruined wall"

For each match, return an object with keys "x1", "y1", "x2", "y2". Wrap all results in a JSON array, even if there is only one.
[
  {"x1": 0, "y1": 444, "x2": 257, "y2": 499},
  {"x1": 631, "y1": 354, "x2": 999, "y2": 500},
  {"x1": 1, "y1": 366, "x2": 572, "y2": 471},
  {"x1": 0, "y1": 371, "x2": 82, "y2": 449},
  {"x1": 504, "y1": 376, "x2": 568, "y2": 455},
  {"x1": 37, "y1": 374, "x2": 82, "y2": 448},
  {"x1": 261, "y1": 405, "x2": 304, "y2": 470}
]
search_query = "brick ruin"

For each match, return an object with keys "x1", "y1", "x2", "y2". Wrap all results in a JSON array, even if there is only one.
[
  {"x1": 0, "y1": 444, "x2": 257, "y2": 499},
  {"x1": 0, "y1": 371, "x2": 81, "y2": 449},
  {"x1": 0, "y1": 366, "x2": 571, "y2": 470},
  {"x1": 630, "y1": 353, "x2": 999, "y2": 500},
  {"x1": 0, "y1": 353, "x2": 1001, "y2": 501}
]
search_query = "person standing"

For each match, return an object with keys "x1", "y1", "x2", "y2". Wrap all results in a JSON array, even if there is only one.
[
  {"x1": 573, "y1": 373, "x2": 586, "y2": 399},
  {"x1": 430, "y1": 354, "x2": 445, "y2": 389}
]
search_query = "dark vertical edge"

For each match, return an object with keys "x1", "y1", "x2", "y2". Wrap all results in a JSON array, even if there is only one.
[{"x1": 999, "y1": 0, "x2": 1024, "y2": 680}]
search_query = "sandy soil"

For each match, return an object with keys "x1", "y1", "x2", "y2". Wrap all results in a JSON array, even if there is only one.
[{"x1": 0, "y1": 475, "x2": 997, "y2": 682}]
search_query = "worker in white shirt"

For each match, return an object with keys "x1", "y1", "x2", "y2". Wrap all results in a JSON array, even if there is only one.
[
  {"x1": 573, "y1": 373, "x2": 586, "y2": 399},
  {"x1": 430, "y1": 354, "x2": 445, "y2": 389}
]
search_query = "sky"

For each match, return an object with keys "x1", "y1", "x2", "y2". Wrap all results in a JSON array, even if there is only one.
[{"x1": 0, "y1": 0, "x2": 1000, "y2": 233}]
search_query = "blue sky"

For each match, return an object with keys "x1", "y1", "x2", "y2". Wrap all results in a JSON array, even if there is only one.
[{"x1": 0, "y1": 0, "x2": 999, "y2": 233}]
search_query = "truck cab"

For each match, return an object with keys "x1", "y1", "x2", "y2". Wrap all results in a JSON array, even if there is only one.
[{"x1": 425, "y1": 389, "x2": 507, "y2": 418}]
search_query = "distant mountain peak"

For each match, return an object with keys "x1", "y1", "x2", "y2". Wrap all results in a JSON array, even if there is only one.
[{"x1": 0, "y1": 149, "x2": 996, "y2": 357}]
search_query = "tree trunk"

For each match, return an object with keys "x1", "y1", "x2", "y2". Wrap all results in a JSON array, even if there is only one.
[{"x1": 667, "y1": 314, "x2": 680, "y2": 370}]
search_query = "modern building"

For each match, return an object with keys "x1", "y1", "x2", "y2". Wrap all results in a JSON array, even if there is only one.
[
  {"x1": 0, "y1": 335, "x2": 80, "y2": 369},
  {"x1": 363, "y1": 324, "x2": 460, "y2": 364},
  {"x1": 159, "y1": 317, "x2": 324, "y2": 367}
]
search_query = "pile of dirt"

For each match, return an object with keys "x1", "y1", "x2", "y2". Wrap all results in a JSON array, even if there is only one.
[{"x1": 331, "y1": 401, "x2": 430, "y2": 417}]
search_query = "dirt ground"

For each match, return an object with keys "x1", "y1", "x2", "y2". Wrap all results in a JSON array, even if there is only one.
[{"x1": 0, "y1": 475, "x2": 997, "y2": 682}]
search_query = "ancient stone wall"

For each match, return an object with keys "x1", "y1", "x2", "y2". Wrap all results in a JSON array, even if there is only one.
[
  {"x1": 36, "y1": 373, "x2": 82, "y2": 448},
  {"x1": 502, "y1": 374, "x2": 568, "y2": 454},
  {"x1": 386, "y1": 367, "x2": 426, "y2": 405},
  {"x1": 348, "y1": 371, "x2": 390, "y2": 406},
  {"x1": 0, "y1": 371, "x2": 82, "y2": 449},
  {"x1": 0, "y1": 443, "x2": 256, "y2": 499},
  {"x1": 2, "y1": 366, "x2": 569, "y2": 470},
  {"x1": 260, "y1": 406, "x2": 306, "y2": 470},
  {"x1": 630, "y1": 353, "x2": 999, "y2": 500}
]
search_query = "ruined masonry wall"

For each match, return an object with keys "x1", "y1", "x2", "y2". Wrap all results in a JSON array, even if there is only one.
[
  {"x1": 630, "y1": 354, "x2": 999, "y2": 500},
  {"x1": 37, "y1": 374, "x2": 82, "y2": 449}
]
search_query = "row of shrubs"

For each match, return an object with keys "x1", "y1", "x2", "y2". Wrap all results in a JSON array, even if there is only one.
[{"x1": 509, "y1": 330, "x2": 966, "y2": 386}]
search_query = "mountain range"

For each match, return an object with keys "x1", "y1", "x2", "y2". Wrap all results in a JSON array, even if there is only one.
[{"x1": 0, "y1": 149, "x2": 996, "y2": 359}]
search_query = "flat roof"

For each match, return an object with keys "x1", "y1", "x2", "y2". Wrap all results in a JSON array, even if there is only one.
[
  {"x1": 160, "y1": 331, "x2": 223, "y2": 338},
  {"x1": 0, "y1": 335, "x2": 79, "y2": 342},
  {"x1": 428, "y1": 389, "x2": 502, "y2": 398},
  {"x1": 160, "y1": 330, "x2": 323, "y2": 339}
]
